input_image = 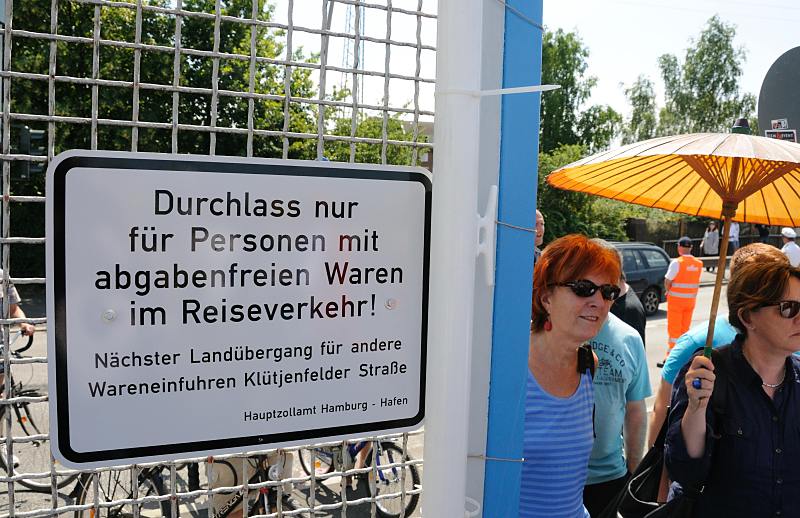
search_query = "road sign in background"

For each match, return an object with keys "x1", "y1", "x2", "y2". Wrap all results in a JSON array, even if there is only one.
[{"x1": 46, "y1": 151, "x2": 431, "y2": 468}]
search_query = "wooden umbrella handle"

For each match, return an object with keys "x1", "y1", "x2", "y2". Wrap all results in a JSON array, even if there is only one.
[{"x1": 704, "y1": 216, "x2": 732, "y2": 357}]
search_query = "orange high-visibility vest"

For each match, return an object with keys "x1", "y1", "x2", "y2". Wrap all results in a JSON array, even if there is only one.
[{"x1": 667, "y1": 255, "x2": 703, "y2": 303}]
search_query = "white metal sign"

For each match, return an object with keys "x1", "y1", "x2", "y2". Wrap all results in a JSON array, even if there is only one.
[{"x1": 46, "y1": 151, "x2": 431, "y2": 468}]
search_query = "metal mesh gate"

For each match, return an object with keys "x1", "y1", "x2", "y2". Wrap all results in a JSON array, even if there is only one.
[{"x1": 0, "y1": 0, "x2": 435, "y2": 516}]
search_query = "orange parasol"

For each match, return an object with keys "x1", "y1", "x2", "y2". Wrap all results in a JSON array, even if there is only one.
[{"x1": 547, "y1": 132, "x2": 800, "y2": 355}]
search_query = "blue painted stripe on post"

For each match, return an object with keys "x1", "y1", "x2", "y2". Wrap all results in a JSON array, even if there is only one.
[{"x1": 482, "y1": 0, "x2": 543, "y2": 516}]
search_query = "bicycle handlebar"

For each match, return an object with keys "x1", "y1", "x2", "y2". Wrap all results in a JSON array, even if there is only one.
[{"x1": 11, "y1": 332, "x2": 33, "y2": 354}]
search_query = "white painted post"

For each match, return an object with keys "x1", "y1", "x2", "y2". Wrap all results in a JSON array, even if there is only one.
[{"x1": 424, "y1": 0, "x2": 483, "y2": 516}]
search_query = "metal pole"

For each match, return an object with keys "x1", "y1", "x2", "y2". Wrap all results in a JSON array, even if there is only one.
[{"x1": 424, "y1": 0, "x2": 483, "y2": 515}]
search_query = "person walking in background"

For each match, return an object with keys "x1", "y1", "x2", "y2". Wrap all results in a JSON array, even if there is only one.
[
  {"x1": 780, "y1": 227, "x2": 800, "y2": 267},
  {"x1": 522, "y1": 234, "x2": 621, "y2": 518},
  {"x1": 728, "y1": 220, "x2": 740, "y2": 254},
  {"x1": 664, "y1": 237, "x2": 702, "y2": 358},
  {"x1": 700, "y1": 221, "x2": 719, "y2": 273},
  {"x1": 534, "y1": 209, "x2": 545, "y2": 263}
]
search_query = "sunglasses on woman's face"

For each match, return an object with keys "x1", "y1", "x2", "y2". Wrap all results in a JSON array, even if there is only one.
[
  {"x1": 765, "y1": 300, "x2": 800, "y2": 319},
  {"x1": 556, "y1": 280, "x2": 621, "y2": 301}
]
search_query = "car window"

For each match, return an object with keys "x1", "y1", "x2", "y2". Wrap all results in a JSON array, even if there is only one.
[
  {"x1": 622, "y1": 250, "x2": 643, "y2": 273},
  {"x1": 640, "y1": 249, "x2": 669, "y2": 269}
]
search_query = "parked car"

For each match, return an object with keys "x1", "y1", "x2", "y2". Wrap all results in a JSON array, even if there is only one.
[{"x1": 612, "y1": 242, "x2": 670, "y2": 316}]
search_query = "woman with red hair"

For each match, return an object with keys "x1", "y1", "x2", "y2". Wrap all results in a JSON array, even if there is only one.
[{"x1": 520, "y1": 234, "x2": 621, "y2": 518}]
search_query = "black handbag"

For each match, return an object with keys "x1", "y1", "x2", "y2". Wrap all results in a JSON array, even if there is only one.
[
  {"x1": 596, "y1": 348, "x2": 731, "y2": 518},
  {"x1": 594, "y1": 412, "x2": 699, "y2": 518}
]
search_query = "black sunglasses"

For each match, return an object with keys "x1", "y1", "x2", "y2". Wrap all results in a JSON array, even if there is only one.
[
  {"x1": 764, "y1": 300, "x2": 800, "y2": 319},
  {"x1": 556, "y1": 280, "x2": 621, "y2": 301}
]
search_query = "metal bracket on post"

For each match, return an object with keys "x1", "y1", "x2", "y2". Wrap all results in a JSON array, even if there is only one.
[{"x1": 477, "y1": 185, "x2": 499, "y2": 287}]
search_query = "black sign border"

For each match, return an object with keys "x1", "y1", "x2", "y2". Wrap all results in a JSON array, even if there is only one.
[{"x1": 52, "y1": 154, "x2": 431, "y2": 464}]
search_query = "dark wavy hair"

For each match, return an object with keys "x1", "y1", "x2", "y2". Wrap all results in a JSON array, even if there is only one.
[{"x1": 531, "y1": 234, "x2": 621, "y2": 333}]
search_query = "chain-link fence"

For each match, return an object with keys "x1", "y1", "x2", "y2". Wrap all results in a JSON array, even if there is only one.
[{"x1": 0, "y1": 0, "x2": 435, "y2": 516}]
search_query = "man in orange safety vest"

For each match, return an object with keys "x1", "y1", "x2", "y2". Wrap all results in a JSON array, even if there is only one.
[{"x1": 664, "y1": 236, "x2": 703, "y2": 356}]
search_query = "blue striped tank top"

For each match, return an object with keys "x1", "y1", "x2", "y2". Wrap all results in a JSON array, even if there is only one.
[{"x1": 519, "y1": 369, "x2": 594, "y2": 518}]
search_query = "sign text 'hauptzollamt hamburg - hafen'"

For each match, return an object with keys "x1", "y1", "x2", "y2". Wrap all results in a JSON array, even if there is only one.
[{"x1": 46, "y1": 151, "x2": 430, "y2": 468}]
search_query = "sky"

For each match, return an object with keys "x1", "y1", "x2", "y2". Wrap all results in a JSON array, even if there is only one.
[
  {"x1": 267, "y1": 0, "x2": 798, "y2": 124},
  {"x1": 542, "y1": 0, "x2": 800, "y2": 118}
]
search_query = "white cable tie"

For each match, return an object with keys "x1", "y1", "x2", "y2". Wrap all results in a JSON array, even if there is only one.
[
  {"x1": 492, "y1": 0, "x2": 545, "y2": 31},
  {"x1": 435, "y1": 84, "x2": 560, "y2": 98},
  {"x1": 467, "y1": 453, "x2": 525, "y2": 463}
]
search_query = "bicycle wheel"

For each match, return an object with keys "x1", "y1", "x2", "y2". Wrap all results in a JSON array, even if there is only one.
[
  {"x1": 365, "y1": 442, "x2": 420, "y2": 518},
  {"x1": 0, "y1": 397, "x2": 79, "y2": 491},
  {"x1": 298, "y1": 447, "x2": 335, "y2": 477},
  {"x1": 73, "y1": 467, "x2": 173, "y2": 518}
]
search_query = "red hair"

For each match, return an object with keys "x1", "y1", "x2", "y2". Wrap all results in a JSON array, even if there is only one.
[{"x1": 531, "y1": 234, "x2": 621, "y2": 332}]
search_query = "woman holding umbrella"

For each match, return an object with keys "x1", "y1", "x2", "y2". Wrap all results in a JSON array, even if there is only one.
[
  {"x1": 665, "y1": 259, "x2": 800, "y2": 516},
  {"x1": 522, "y1": 234, "x2": 621, "y2": 518}
]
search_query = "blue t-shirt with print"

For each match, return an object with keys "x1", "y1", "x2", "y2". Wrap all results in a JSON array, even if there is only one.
[
  {"x1": 661, "y1": 316, "x2": 737, "y2": 385},
  {"x1": 586, "y1": 313, "x2": 652, "y2": 485}
]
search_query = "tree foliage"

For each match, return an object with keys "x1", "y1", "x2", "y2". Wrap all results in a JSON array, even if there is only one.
[
  {"x1": 621, "y1": 76, "x2": 658, "y2": 145},
  {"x1": 325, "y1": 112, "x2": 427, "y2": 165},
  {"x1": 537, "y1": 145, "x2": 594, "y2": 241},
  {"x1": 7, "y1": 0, "x2": 424, "y2": 277},
  {"x1": 537, "y1": 29, "x2": 627, "y2": 243},
  {"x1": 621, "y1": 16, "x2": 756, "y2": 139},
  {"x1": 657, "y1": 16, "x2": 756, "y2": 134},
  {"x1": 540, "y1": 29, "x2": 621, "y2": 154}
]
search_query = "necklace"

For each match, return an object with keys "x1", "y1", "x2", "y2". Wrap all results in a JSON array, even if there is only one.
[
  {"x1": 762, "y1": 371, "x2": 786, "y2": 389},
  {"x1": 742, "y1": 348, "x2": 786, "y2": 389}
]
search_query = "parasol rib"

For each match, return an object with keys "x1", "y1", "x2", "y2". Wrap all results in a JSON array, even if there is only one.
[
  {"x1": 563, "y1": 155, "x2": 673, "y2": 191},
  {"x1": 611, "y1": 156, "x2": 687, "y2": 203},
  {"x1": 681, "y1": 155, "x2": 726, "y2": 197},
  {"x1": 694, "y1": 184, "x2": 714, "y2": 217},
  {"x1": 665, "y1": 169, "x2": 709, "y2": 214},
  {"x1": 769, "y1": 178, "x2": 796, "y2": 227},
  {"x1": 756, "y1": 187, "x2": 771, "y2": 226},
  {"x1": 735, "y1": 162, "x2": 796, "y2": 201},
  {"x1": 553, "y1": 155, "x2": 677, "y2": 197}
]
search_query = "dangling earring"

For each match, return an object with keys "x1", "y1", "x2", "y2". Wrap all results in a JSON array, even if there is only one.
[{"x1": 544, "y1": 317, "x2": 553, "y2": 332}]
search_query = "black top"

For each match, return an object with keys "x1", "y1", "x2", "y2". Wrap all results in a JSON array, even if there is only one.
[
  {"x1": 665, "y1": 337, "x2": 800, "y2": 517},
  {"x1": 610, "y1": 288, "x2": 646, "y2": 347}
]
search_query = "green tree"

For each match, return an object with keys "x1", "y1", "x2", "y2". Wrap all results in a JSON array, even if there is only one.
[
  {"x1": 11, "y1": 0, "x2": 320, "y2": 158},
  {"x1": 7, "y1": 0, "x2": 321, "y2": 277},
  {"x1": 621, "y1": 76, "x2": 658, "y2": 145},
  {"x1": 576, "y1": 105, "x2": 622, "y2": 153},
  {"x1": 656, "y1": 15, "x2": 756, "y2": 135},
  {"x1": 324, "y1": 112, "x2": 427, "y2": 165},
  {"x1": 540, "y1": 29, "x2": 621, "y2": 154},
  {"x1": 537, "y1": 144, "x2": 594, "y2": 241}
]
